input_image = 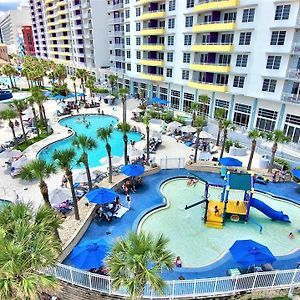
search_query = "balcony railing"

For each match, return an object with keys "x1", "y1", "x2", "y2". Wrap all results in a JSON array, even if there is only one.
[
  {"x1": 193, "y1": 20, "x2": 236, "y2": 32},
  {"x1": 140, "y1": 27, "x2": 166, "y2": 35},
  {"x1": 108, "y1": 2, "x2": 123, "y2": 11},
  {"x1": 140, "y1": 43, "x2": 165, "y2": 51},
  {"x1": 286, "y1": 69, "x2": 300, "y2": 80},
  {"x1": 190, "y1": 62, "x2": 231, "y2": 73},
  {"x1": 194, "y1": 0, "x2": 239, "y2": 13},
  {"x1": 188, "y1": 80, "x2": 228, "y2": 92},
  {"x1": 292, "y1": 43, "x2": 300, "y2": 54},
  {"x1": 140, "y1": 10, "x2": 166, "y2": 20},
  {"x1": 108, "y1": 17, "x2": 124, "y2": 24},
  {"x1": 191, "y1": 43, "x2": 234, "y2": 52},
  {"x1": 282, "y1": 93, "x2": 300, "y2": 104}
]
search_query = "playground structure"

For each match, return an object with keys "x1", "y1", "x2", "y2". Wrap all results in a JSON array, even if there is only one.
[{"x1": 186, "y1": 172, "x2": 290, "y2": 230}]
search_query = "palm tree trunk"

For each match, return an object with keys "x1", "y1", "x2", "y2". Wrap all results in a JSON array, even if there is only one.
[
  {"x1": 122, "y1": 97, "x2": 126, "y2": 123},
  {"x1": 8, "y1": 76, "x2": 13, "y2": 89},
  {"x1": 219, "y1": 129, "x2": 227, "y2": 160},
  {"x1": 42, "y1": 105, "x2": 49, "y2": 133},
  {"x1": 66, "y1": 170, "x2": 80, "y2": 220},
  {"x1": 31, "y1": 106, "x2": 38, "y2": 129},
  {"x1": 74, "y1": 82, "x2": 78, "y2": 103},
  {"x1": 26, "y1": 76, "x2": 30, "y2": 88},
  {"x1": 268, "y1": 143, "x2": 277, "y2": 173},
  {"x1": 83, "y1": 153, "x2": 93, "y2": 190},
  {"x1": 216, "y1": 123, "x2": 222, "y2": 146},
  {"x1": 107, "y1": 143, "x2": 112, "y2": 183},
  {"x1": 247, "y1": 140, "x2": 256, "y2": 170},
  {"x1": 38, "y1": 104, "x2": 44, "y2": 121},
  {"x1": 9, "y1": 121, "x2": 18, "y2": 148},
  {"x1": 18, "y1": 113, "x2": 27, "y2": 143},
  {"x1": 146, "y1": 126, "x2": 150, "y2": 162},
  {"x1": 124, "y1": 133, "x2": 128, "y2": 165},
  {"x1": 192, "y1": 111, "x2": 195, "y2": 127},
  {"x1": 39, "y1": 181, "x2": 51, "y2": 207},
  {"x1": 194, "y1": 130, "x2": 200, "y2": 163}
]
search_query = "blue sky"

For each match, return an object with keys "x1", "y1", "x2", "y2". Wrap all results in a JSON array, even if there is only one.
[{"x1": 0, "y1": 0, "x2": 27, "y2": 19}]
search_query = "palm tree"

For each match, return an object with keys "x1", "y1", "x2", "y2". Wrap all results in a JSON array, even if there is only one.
[
  {"x1": 0, "y1": 203, "x2": 61, "y2": 300},
  {"x1": 70, "y1": 75, "x2": 78, "y2": 103},
  {"x1": 1, "y1": 64, "x2": 18, "y2": 88},
  {"x1": 31, "y1": 86, "x2": 48, "y2": 130},
  {"x1": 193, "y1": 116, "x2": 206, "y2": 163},
  {"x1": 21, "y1": 67, "x2": 31, "y2": 88},
  {"x1": 26, "y1": 94, "x2": 38, "y2": 130},
  {"x1": 108, "y1": 74, "x2": 118, "y2": 93},
  {"x1": 76, "y1": 68, "x2": 89, "y2": 102},
  {"x1": 72, "y1": 135, "x2": 97, "y2": 190},
  {"x1": 97, "y1": 127, "x2": 113, "y2": 183},
  {"x1": 219, "y1": 120, "x2": 235, "y2": 160},
  {"x1": 119, "y1": 87, "x2": 129, "y2": 123},
  {"x1": 190, "y1": 102, "x2": 200, "y2": 126},
  {"x1": 247, "y1": 129, "x2": 264, "y2": 170},
  {"x1": 86, "y1": 75, "x2": 96, "y2": 97},
  {"x1": 52, "y1": 64, "x2": 67, "y2": 85},
  {"x1": 266, "y1": 130, "x2": 291, "y2": 173},
  {"x1": 0, "y1": 108, "x2": 18, "y2": 147},
  {"x1": 118, "y1": 122, "x2": 131, "y2": 165},
  {"x1": 19, "y1": 159, "x2": 57, "y2": 208},
  {"x1": 198, "y1": 95, "x2": 210, "y2": 117},
  {"x1": 143, "y1": 115, "x2": 150, "y2": 162},
  {"x1": 106, "y1": 231, "x2": 174, "y2": 300},
  {"x1": 214, "y1": 108, "x2": 226, "y2": 146},
  {"x1": 52, "y1": 149, "x2": 80, "y2": 220},
  {"x1": 10, "y1": 99, "x2": 28, "y2": 144}
]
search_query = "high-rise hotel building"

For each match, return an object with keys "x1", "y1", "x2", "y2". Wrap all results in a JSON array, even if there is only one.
[
  {"x1": 108, "y1": 0, "x2": 300, "y2": 144},
  {"x1": 29, "y1": 0, "x2": 110, "y2": 75}
]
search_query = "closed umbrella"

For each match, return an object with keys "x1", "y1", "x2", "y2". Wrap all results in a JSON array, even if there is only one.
[
  {"x1": 85, "y1": 188, "x2": 117, "y2": 205},
  {"x1": 70, "y1": 239, "x2": 109, "y2": 270},
  {"x1": 167, "y1": 121, "x2": 182, "y2": 133},
  {"x1": 181, "y1": 125, "x2": 196, "y2": 134},
  {"x1": 0, "y1": 149, "x2": 22, "y2": 159},
  {"x1": 73, "y1": 170, "x2": 97, "y2": 183},
  {"x1": 99, "y1": 156, "x2": 122, "y2": 166},
  {"x1": 49, "y1": 188, "x2": 72, "y2": 206},
  {"x1": 121, "y1": 164, "x2": 144, "y2": 176},
  {"x1": 229, "y1": 239, "x2": 276, "y2": 266},
  {"x1": 220, "y1": 157, "x2": 242, "y2": 167}
]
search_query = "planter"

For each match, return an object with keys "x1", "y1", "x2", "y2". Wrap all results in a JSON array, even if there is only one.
[
  {"x1": 229, "y1": 146, "x2": 247, "y2": 156},
  {"x1": 259, "y1": 155, "x2": 270, "y2": 169}
]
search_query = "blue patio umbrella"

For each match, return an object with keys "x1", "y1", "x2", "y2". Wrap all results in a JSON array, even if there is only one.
[
  {"x1": 77, "y1": 92, "x2": 86, "y2": 97},
  {"x1": 292, "y1": 169, "x2": 300, "y2": 180},
  {"x1": 229, "y1": 239, "x2": 276, "y2": 266},
  {"x1": 43, "y1": 91, "x2": 53, "y2": 97},
  {"x1": 52, "y1": 94, "x2": 66, "y2": 100},
  {"x1": 70, "y1": 239, "x2": 109, "y2": 270},
  {"x1": 85, "y1": 187, "x2": 117, "y2": 205},
  {"x1": 121, "y1": 164, "x2": 144, "y2": 176},
  {"x1": 219, "y1": 157, "x2": 243, "y2": 167},
  {"x1": 149, "y1": 97, "x2": 169, "y2": 105},
  {"x1": 66, "y1": 92, "x2": 76, "y2": 98}
]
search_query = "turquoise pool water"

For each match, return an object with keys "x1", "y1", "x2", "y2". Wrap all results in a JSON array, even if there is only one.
[
  {"x1": 0, "y1": 76, "x2": 19, "y2": 86},
  {"x1": 39, "y1": 115, "x2": 141, "y2": 168},
  {"x1": 139, "y1": 178, "x2": 300, "y2": 267}
]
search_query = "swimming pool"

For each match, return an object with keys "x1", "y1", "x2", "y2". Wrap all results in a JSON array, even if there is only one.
[
  {"x1": 0, "y1": 76, "x2": 20, "y2": 87},
  {"x1": 39, "y1": 115, "x2": 141, "y2": 168}
]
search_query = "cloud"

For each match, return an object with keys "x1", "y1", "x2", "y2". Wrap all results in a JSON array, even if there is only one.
[{"x1": 0, "y1": 0, "x2": 28, "y2": 12}]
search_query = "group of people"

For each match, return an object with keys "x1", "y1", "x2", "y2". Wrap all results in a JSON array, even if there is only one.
[
  {"x1": 95, "y1": 196, "x2": 123, "y2": 222},
  {"x1": 272, "y1": 169, "x2": 288, "y2": 182}
]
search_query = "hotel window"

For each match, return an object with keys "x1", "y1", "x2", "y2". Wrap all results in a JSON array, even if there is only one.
[
  {"x1": 127, "y1": 63, "x2": 131, "y2": 71},
  {"x1": 183, "y1": 92, "x2": 194, "y2": 112},
  {"x1": 168, "y1": 18, "x2": 175, "y2": 29},
  {"x1": 221, "y1": 33, "x2": 234, "y2": 44},
  {"x1": 136, "y1": 37, "x2": 141, "y2": 45},
  {"x1": 171, "y1": 89, "x2": 180, "y2": 109},
  {"x1": 136, "y1": 7, "x2": 140, "y2": 17},
  {"x1": 136, "y1": 64, "x2": 141, "y2": 72},
  {"x1": 262, "y1": 79, "x2": 277, "y2": 92},
  {"x1": 126, "y1": 37, "x2": 130, "y2": 46},
  {"x1": 167, "y1": 52, "x2": 173, "y2": 62},
  {"x1": 169, "y1": 0, "x2": 176, "y2": 11},
  {"x1": 125, "y1": 9, "x2": 130, "y2": 18},
  {"x1": 275, "y1": 4, "x2": 291, "y2": 20},
  {"x1": 185, "y1": 16, "x2": 193, "y2": 28},
  {"x1": 126, "y1": 24, "x2": 130, "y2": 32},
  {"x1": 126, "y1": 50, "x2": 130, "y2": 58},
  {"x1": 136, "y1": 22, "x2": 141, "y2": 31},
  {"x1": 160, "y1": 87, "x2": 168, "y2": 100},
  {"x1": 198, "y1": 95, "x2": 210, "y2": 117},
  {"x1": 239, "y1": 32, "x2": 252, "y2": 45},
  {"x1": 270, "y1": 31, "x2": 286, "y2": 45},
  {"x1": 183, "y1": 53, "x2": 190, "y2": 63},
  {"x1": 266, "y1": 56, "x2": 281, "y2": 70},
  {"x1": 167, "y1": 35, "x2": 174, "y2": 45},
  {"x1": 233, "y1": 103, "x2": 251, "y2": 127},
  {"x1": 284, "y1": 114, "x2": 300, "y2": 144},
  {"x1": 136, "y1": 51, "x2": 141, "y2": 59},
  {"x1": 242, "y1": 8, "x2": 255, "y2": 22},
  {"x1": 233, "y1": 76, "x2": 245, "y2": 88},
  {"x1": 224, "y1": 12, "x2": 236, "y2": 22},
  {"x1": 256, "y1": 108, "x2": 278, "y2": 132},
  {"x1": 236, "y1": 54, "x2": 248, "y2": 67},
  {"x1": 184, "y1": 34, "x2": 192, "y2": 45},
  {"x1": 186, "y1": 0, "x2": 194, "y2": 8},
  {"x1": 166, "y1": 68, "x2": 173, "y2": 78},
  {"x1": 125, "y1": 0, "x2": 129, "y2": 3},
  {"x1": 215, "y1": 99, "x2": 229, "y2": 118},
  {"x1": 218, "y1": 54, "x2": 231, "y2": 65},
  {"x1": 182, "y1": 70, "x2": 189, "y2": 80}
]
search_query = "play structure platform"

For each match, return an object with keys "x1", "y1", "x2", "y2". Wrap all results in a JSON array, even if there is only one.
[
  {"x1": 206, "y1": 200, "x2": 224, "y2": 229},
  {"x1": 226, "y1": 200, "x2": 247, "y2": 215}
]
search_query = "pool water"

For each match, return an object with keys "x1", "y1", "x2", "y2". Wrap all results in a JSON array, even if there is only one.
[
  {"x1": 139, "y1": 178, "x2": 300, "y2": 267},
  {"x1": 0, "y1": 76, "x2": 19, "y2": 86},
  {"x1": 39, "y1": 115, "x2": 141, "y2": 168}
]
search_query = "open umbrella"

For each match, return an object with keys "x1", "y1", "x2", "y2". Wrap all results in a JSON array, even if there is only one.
[
  {"x1": 85, "y1": 188, "x2": 117, "y2": 205},
  {"x1": 99, "y1": 156, "x2": 122, "y2": 166},
  {"x1": 181, "y1": 125, "x2": 196, "y2": 134},
  {"x1": 148, "y1": 97, "x2": 169, "y2": 105},
  {"x1": 292, "y1": 169, "x2": 300, "y2": 180},
  {"x1": 73, "y1": 170, "x2": 97, "y2": 183},
  {"x1": 132, "y1": 107, "x2": 143, "y2": 113},
  {"x1": 220, "y1": 157, "x2": 242, "y2": 167},
  {"x1": 52, "y1": 94, "x2": 66, "y2": 100},
  {"x1": 11, "y1": 156, "x2": 31, "y2": 169},
  {"x1": 128, "y1": 147, "x2": 144, "y2": 158},
  {"x1": 43, "y1": 91, "x2": 53, "y2": 97},
  {"x1": 199, "y1": 131, "x2": 214, "y2": 139},
  {"x1": 0, "y1": 149, "x2": 22, "y2": 159},
  {"x1": 70, "y1": 239, "x2": 109, "y2": 270},
  {"x1": 121, "y1": 164, "x2": 144, "y2": 176},
  {"x1": 167, "y1": 121, "x2": 182, "y2": 133},
  {"x1": 49, "y1": 188, "x2": 72, "y2": 206},
  {"x1": 229, "y1": 239, "x2": 276, "y2": 266}
]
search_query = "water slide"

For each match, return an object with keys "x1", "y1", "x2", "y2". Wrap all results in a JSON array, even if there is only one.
[{"x1": 251, "y1": 198, "x2": 290, "y2": 222}]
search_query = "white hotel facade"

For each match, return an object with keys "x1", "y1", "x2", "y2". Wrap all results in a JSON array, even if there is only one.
[{"x1": 108, "y1": 0, "x2": 300, "y2": 144}]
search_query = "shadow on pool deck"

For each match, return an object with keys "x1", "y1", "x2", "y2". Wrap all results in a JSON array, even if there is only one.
[{"x1": 64, "y1": 169, "x2": 300, "y2": 280}]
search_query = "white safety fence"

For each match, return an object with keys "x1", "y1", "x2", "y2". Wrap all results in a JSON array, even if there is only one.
[
  {"x1": 45, "y1": 263, "x2": 300, "y2": 299},
  {"x1": 160, "y1": 157, "x2": 186, "y2": 170}
]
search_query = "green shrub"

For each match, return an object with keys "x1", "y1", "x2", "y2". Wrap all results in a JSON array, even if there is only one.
[
  {"x1": 225, "y1": 139, "x2": 234, "y2": 153},
  {"x1": 234, "y1": 141, "x2": 242, "y2": 148},
  {"x1": 148, "y1": 109, "x2": 160, "y2": 119},
  {"x1": 172, "y1": 115, "x2": 186, "y2": 125},
  {"x1": 274, "y1": 158, "x2": 291, "y2": 174},
  {"x1": 161, "y1": 111, "x2": 173, "y2": 123},
  {"x1": 92, "y1": 87, "x2": 109, "y2": 94},
  {"x1": 52, "y1": 83, "x2": 69, "y2": 96}
]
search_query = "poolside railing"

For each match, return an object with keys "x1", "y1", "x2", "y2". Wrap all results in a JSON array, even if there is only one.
[
  {"x1": 44, "y1": 263, "x2": 300, "y2": 298},
  {"x1": 160, "y1": 157, "x2": 186, "y2": 170}
]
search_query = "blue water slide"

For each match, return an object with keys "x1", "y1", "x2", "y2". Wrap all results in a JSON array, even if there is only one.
[{"x1": 250, "y1": 198, "x2": 290, "y2": 222}]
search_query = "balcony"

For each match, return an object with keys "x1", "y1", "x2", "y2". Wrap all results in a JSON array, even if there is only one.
[
  {"x1": 109, "y1": 31, "x2": 124, "y2": 37},
  {"x1": 188, "y1": 81, "x2": 228, "y2": 92},
  {"x1": 292, "y1": 43, "x2": 300, "y2": 54},
  {"x1": 111, "y1": 55, "x2": 125, "y2": 61},
  {"x1": 282, "y1": 93, "x2": 300, "y2": 104},
  {"x1": 190, "y1": 63, "x2": 231, "y2": 73},
  {"x1": 140, "y1": 44, "x2": 165, "y2": 51},
  {"x1": 140, "y1": 59, "x2": 164, "y2": 67},
  {"x1": 109, "y1": 17, "x2": 124, "y2": 24},
  {"x1": 194, "y1": 0, "x2": 239, "y2": 13},
  {"x1": 60, "y1": 52, "x2": 71, "y2": 56},
  {"x1": 191, "y1": 43, "x2": 234, "y2": 52},
  {"x1": 140, "y1": 10, "x2": 166, "y2": 21},
  {"x1": 109, "y1": 2, "x2": 123, "y2": 11},
  {"x1": 192, "y1": 21, "x2": 236, "y2": 33},
  {"x1": 141, "y1": 73, "x2": 164, "y2": 81},
  {"x1": 140, "y1": 0, "x2": 165, "y2": 4},
  {"x1": 57, "y1": 19, "x2": 68, "y2": 25},
  {"x1": 286, "y1": 69, "x2": 300, "y2": 80},
  {"x1": 140, "y1": 28, "x2": 165, "y2": 36}
]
